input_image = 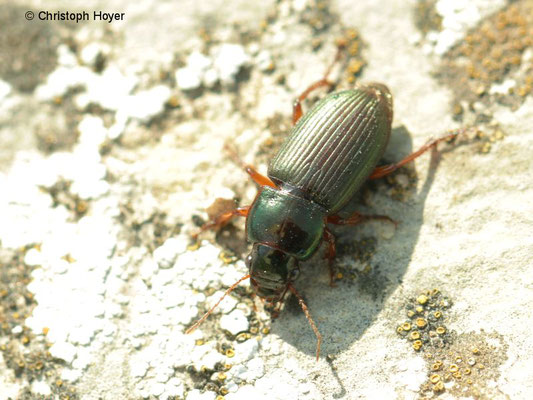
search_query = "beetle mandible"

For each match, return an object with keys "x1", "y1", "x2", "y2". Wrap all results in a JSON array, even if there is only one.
[{"x1": 186, "y1": 45, "x2": 460, "y2": 360}]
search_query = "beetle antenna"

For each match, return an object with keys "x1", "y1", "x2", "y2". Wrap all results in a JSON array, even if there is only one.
[
  {"x1": 288, "y1": 283, "x2": 322, "y2": 361},
  {"x1": 186, "y1": 274, "x2": 251, "y2": 334}
]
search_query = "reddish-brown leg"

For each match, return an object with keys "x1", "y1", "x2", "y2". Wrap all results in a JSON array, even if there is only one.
[
  {"x1": 293, "y1": 80, "x2": 333, "y2": 124},
  {"x1": 192, "y1": 206, "x2": 250, "y2": 239},
  {"x1": 369, "y1": 130, "x2": 461, "y2": 180},
  {"x1": 224, "y1": 144, "x2": 277, "y2": 188},
  {"x1": 288, "y1": 283, "x2": 322, "y2": 361},
  {"x1": 243, "y1": 165, "x2": 277, "y2": 188},
  {"x1": 327, "y1": 212, "x2": 397, "y2": 228},
  {"x1": 292, "y1": 46, "x2": 344, "y2": 125},
  {"x1": 322, "y1": 228, "x2": 337, "y2": 287}
]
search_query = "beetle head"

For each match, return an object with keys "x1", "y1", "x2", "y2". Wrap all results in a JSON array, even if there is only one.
[{"x1": 246, "y1": 243, "x2": 299, "y2": 302}]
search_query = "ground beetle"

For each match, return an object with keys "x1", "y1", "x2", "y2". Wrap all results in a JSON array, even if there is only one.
[{"x1": 186, "y1": 47, "x2": 460, "y2": 360}]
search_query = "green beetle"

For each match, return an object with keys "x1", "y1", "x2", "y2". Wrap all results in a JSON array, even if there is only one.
[{"x1": 188, "y1": 82, "x2": 459, "y2": 361}]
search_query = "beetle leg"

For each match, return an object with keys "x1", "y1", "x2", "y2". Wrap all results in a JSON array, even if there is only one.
[
  {"x1": 327, "y1": 213, "x2": 397, "y2": 228},
  {"x1": 243, "y1": 165, "x2": 278, "y2": 188},
  {"x1": 293, "y1": 80, "x2": 333, "y2": 124},
  {"x1": 322, "y1": 228, "x2": 337, "y2": 287},
  {"x1": 192, "y1": 206, "x2": 250, "y2": 239},
  {"x1": 292, "y1": 45, "x2": 344, "y2": 125},
  {"x1": 224, "y1": 144, "x2": 278, "y2": 188},
  {"x1": 369, "y1": 130, "x2": 461, "y2": 179}
]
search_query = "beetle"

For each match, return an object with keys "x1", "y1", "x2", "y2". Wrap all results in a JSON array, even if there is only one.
[{"x1": 186, "y1": 47, "x2": 460, "y2": 361}]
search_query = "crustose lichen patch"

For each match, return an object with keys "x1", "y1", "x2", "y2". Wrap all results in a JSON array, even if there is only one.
[{"x1": 396, "y1": 289, "x2": 508, "y2": 398}]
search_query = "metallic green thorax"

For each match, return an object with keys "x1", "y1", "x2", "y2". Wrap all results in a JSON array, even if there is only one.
[
  {"x1": 268, "y1": 84, "x2": 393, "y2": 214},
  {"x1": 246, "y1": 186, "x2": 326, "y2": 260}
]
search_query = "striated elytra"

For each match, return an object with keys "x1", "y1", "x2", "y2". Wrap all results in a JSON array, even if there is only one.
[{"x1": 269, "y1": 84, "x2": 393, "y2": 214}]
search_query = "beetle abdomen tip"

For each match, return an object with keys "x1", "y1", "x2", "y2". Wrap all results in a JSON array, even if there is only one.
[{"x1": 357, "y1": 82, "x2": 393, "y2": 125}]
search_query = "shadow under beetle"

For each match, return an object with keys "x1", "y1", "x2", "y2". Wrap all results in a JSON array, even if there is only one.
[{"x1": 186, "y1": 46, "x2": 460, "y2": 360}]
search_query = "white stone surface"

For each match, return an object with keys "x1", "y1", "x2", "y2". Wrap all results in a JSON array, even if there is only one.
[
  {"x1": 186, "y1": 389, "x2": 217, "y2": 400},
  {"x1": 80, "y1": 42, "x2": 111, "y2": 66},
  {"x1": 75, "y1": 66, "x2": 138, "y2": 110},
  {"x1": 431, "y1": 0, "x2": 507, "y2": 54},
  {"x1": 176, "y1": 66, "x2": 203, "y2": 90},
  {"x1": 49, "y1": 342, "x2": 78, "y2": 364},
  {"x1": 153, "y1": 237, "x2": 187, "y2": 269},
  {"x1": 0, "y1": 79, "x2": 10, "y2": 101},
  {"x1": 30, "y1": 380, "x2": 52, "y2": 396},
  {"x1": 176, "y1": 44, "x2": 250, "y2": 90},
  {"x1": 116, "y1": 85, "x2": 172, "y2": 122},
  {"x1": 219, "y1": 309, "x2": 249, "y2": 335},
  {"x1": 211, "y1": 44, "x2": 250, "y2": 86}
]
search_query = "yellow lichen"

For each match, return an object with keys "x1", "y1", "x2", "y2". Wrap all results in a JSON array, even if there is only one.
[
  {"x1": 416, "y1": 318, "x2": 428, "y2": 329},
  {"x1": 417, "y1": 294, "x2": 428, "y2": 305}
]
